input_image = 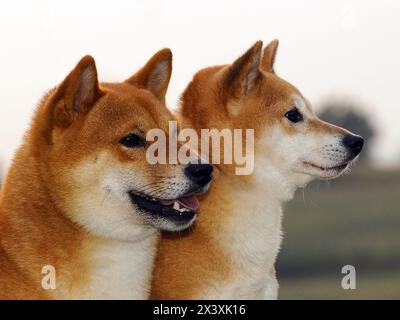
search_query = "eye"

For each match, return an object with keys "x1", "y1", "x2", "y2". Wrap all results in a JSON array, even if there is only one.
[
  {"x1": 120, "y1": 133, "x2": 146, "y2": 148},
  {"x1": 285, "y1": 107, "x2": 303, "y2": 123}
]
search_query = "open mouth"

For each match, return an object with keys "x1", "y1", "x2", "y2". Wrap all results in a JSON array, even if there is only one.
[
  {"x1": 303, "y1": 161, "x2": 349, "y2": 172},
  {"x1": 128, "y1": 192, "x2": 200, "y2": 229}
]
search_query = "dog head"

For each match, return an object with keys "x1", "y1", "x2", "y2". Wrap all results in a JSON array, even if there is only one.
[
  {"x1": 32, "y1": 50, "x2": 212, "y2": 240},
  {"x1": 181, "y1": 41, "x2": 363, "y2": 198}
]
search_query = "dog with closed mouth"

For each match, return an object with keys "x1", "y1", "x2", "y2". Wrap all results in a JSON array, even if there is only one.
[
  {"x1": 151, "y1": 40, "x2": 363, "y2": 299},
  {"x1": 0, "y1": 49, "x2": 212, "y2": 299}
]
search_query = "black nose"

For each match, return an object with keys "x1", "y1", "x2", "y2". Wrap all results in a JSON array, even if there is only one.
[
  {"x1": 185, "y1": 163, "x2": 213, "y2": 187},
  {"x1": 342, "y1": 134, "x2": 364, "y2": 157}
]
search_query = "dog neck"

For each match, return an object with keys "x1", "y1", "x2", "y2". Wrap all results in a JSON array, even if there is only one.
[
  {"x1": 187, "y1": 142, "x2": 297, "y2": 298},
  {"x1": 253, "y1": 156, "x2": 299, "y2": 203}
]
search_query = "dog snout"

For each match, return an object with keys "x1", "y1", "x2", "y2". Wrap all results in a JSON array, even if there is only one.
[
  {"x1": 185, "y1": 163, "x2": 213, "y2": 187},
  {"x1": 342, "y1": 134, "x2": 364, "y2": 158}
]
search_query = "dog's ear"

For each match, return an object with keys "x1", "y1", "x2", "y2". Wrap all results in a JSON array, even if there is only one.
[
  {"x1": 221, "y1": 41, "x2": 263, "y2": 101},
  {"x1": 125, "y1": 48, "x2": 173, "y2": 103},
  {"x1": 260, "y1": 39, "x2": 279, "y2": 73},
  {"x1": 51, "y1": 55, "x2": 102, "y2": 128}
]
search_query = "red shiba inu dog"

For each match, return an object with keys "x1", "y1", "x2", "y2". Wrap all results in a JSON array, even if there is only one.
[
  {"x1": 152, "y1": 40, "x2": 363, "y2": 299},
  {"x1": 0, "y1": 49, "x2": 212, "y2": 299}
]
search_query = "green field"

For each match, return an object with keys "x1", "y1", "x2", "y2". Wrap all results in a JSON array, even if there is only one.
[{"x1": 277, "y1": 166, "x2": 400, "y2": 299}]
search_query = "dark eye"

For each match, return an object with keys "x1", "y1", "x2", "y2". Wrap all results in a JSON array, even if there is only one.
[
  {"x1": 120, "y1": 133, "x2": 146, "y2": 148},
  {"x1": 285, "y1": 107, "x2": 303, "y2": 123}
]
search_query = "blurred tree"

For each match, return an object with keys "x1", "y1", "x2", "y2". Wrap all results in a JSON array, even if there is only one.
[{"x1": 318, "y1": 99, "x2": 375, "y2": 161}]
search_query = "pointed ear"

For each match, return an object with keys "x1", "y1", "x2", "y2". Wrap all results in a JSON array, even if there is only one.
[
  {"x1": 260, "y1": 39, "x2": 279, "y2": 73},
  {"x1": 52, "y1": 55, "x2": 102, "y2": 128},
  {"x1": 125, "y1": 48, "x2": 172, "y2": 103},
  {"x1": 222, "y1": 41, "x2": 263, "y2": 100}
]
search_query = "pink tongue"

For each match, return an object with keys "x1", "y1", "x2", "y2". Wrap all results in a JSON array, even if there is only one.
[
  {"x1": 160, "y1": 195, "x2": 200, "y2": 211},
  {"x1": 178, "y1": 195, "x2": 200, "y2": 211}
]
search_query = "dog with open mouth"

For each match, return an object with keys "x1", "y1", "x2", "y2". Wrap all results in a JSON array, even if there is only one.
[
  {"x1": 0, "y1": 49, "x2": 212, "y2": 299},
  {"x1": 151, "y1": 40, "x2": 363, "y2": 299}
]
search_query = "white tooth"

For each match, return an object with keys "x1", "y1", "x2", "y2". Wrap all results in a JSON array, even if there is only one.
[
  {"x1": 173, "y1": 201, "x2": 180, "y2": 210},
  {"x1": 178, "y1": 208, "x2": 185, "y2": 212}
]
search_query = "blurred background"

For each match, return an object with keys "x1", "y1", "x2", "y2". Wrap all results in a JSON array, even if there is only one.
[{"x1": 0, "y1": 0, "x2": 399, "y2": 299}]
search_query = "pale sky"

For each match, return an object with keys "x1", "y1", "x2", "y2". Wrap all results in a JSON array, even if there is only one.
[{"x1": 1, "y1": 0, "x2": 399, "y2": 175}]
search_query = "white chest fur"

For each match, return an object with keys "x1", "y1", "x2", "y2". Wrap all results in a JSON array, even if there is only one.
[
  {"x1": 198, "y1": 142, "x2": 297, "y2": 300},
  {"x1": 67, "y1": 234, "x2": 158, "y2": 299},
  {"x1": 201, "y1": 183, "x2": 283, "y2": 300}
]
